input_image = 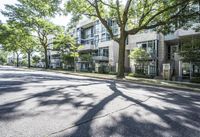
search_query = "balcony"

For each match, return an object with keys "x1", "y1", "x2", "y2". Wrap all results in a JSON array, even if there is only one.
[
  {"x1": 164, "y1": 33, "x2": 178, "y2": 41},
  {"x1": 79, "y1": 44, "x2": 96, "y2": 51},
  {"x1": 93, "y1": 56, "x2": 109, "y2": 61}
]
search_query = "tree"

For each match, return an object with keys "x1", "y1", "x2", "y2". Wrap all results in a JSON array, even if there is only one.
[
  {"x1": 2, "y1": 0, "x2": 62, "y2": 69},
  {"x1": 66, "y1": 0, "x2": 198, "y2": 78},
  {"x1": 0, "y1": 22, "x2": 36, "y2": 68},
  {"x1": 53, "y1": 33, "x2": 83, "y2": 71},
  {"x1": 32, "y1": 55, "x2": 41, "y2": 65},
  {"x1": 179, "y1": 35, "x2": 200, "y2": 79},
  {"x1": 0, "y1": 24, "x2": 22, "y2": 67},
  {"x1": 129, "y1": 48, "x2": 150, "y2": 74},
  {"x1": 80, "y1": 53, "x2": 93, "y2": 62},
  {"x1": 0, "y1": 49, "x2": 8, "y2": 65},
  {"x1": 62, "y1": 54, "x2": 74, "y2": 69}
]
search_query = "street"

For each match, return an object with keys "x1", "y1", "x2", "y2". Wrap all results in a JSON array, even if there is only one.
[{"x1": 0, "y1": 66, "x2": 200, "y2": 137}]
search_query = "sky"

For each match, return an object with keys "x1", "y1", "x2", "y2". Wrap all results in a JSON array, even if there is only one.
[{"x1": 0, "y1": 0, "x2": 70, "y2": 26}]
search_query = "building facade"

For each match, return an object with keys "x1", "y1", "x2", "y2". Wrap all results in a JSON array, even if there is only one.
[{"x1": 72, "y1": 18, "x2": 200, "y2": 80}]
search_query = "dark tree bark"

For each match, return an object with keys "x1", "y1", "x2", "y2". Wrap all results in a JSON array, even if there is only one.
[
  {"x1": 16, "y1": 52, "x2": 19, "y2": 67},
  {"x1": 44, "y1": 46, "x2": 49, "y2": 69},
  {"x1": 27, "y1": 51, "x2": 31, "y2": 68},
  {"x1": 117, "y1": 32, "x2": 127, "y2": 78}
]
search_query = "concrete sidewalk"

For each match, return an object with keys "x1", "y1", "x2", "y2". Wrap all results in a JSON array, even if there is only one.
[{"x1": 19, "y1": 66, "x2": 200, "y2": 93}]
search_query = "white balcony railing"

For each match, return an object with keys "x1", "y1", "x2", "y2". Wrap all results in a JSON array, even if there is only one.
[
  {"x1": 93, "y1": 56, "x2": 109, "y2": 61},
  {"x1": 164, "y1": 33, "x2": 178, "y2": 41},
  {"x1": 79, "y1": 44, "x2": 96, "y2": 51}
]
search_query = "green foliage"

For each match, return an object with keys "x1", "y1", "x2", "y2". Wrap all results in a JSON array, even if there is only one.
[
  {"x1": 2, "y1": 0, "x2": 62, "y2": 69},
  {"x1": 108, "y1": 72, "x2": 118, "y2": 75},
  {"x1": 79, "y1": 54, "x2": 93, "y2": 62},
  {"x1": 21, "y1": 59, "x2": 27, "y2": 66},
  {"x1": 0, "y1": 22, "x2": 37, "y2": 67},
  {"x1": 65, "y1": 0, "x2": 198, "y2": 77},
  {"x1": 190, "y1": 77, "x2": 200, "y2": 83},
  {"x1": 0, "y1": 50, "x2": 7, "y2": 64},
  {"x1": 129, "y1": 48, "x2": 150, "y2": 64},
  {"x1": 128, "y1": 73, "x2": 153, "y2": 79},
  {"x1": 179, "y1": 35, "x2": 200, "y2": 65},
  {"x1": 53, "y1": 33, "x2": 83, "y2": 60},
  {"x1": 62, "y1": 54, "x2": 74, "y2": 64},
  {"x1": 0, "y1": 22, "x2": 36, "y2": 52},
  {"x1": 32, "y1": 55, "x2": 41, "y2": 64}
]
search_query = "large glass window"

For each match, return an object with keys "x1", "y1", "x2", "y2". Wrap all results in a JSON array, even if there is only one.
[
  {"x1": 94, "y1": 35, "x2": 99, "y2": 48},
  {"x1": 182, "y1": 63, "x2": 190, "y2": 78},
  {"x1": 94, "y1": 20, "x2": 100, "y2": 34},
  {"x1": 101, "y1": 25, "x2": 106, "y2": 33},
  {"x1": 170, "y1": 45, "x2": 178, "y2": 60},
  {"x1": 136, "y1": 40, "x2": 157, "y2": 58},
  {"x1": 98, "y1": 48, "x2": 109, "y2": 57},
  {"x1": 101, "y1": 33, "x2": 111, "y2": 42}
]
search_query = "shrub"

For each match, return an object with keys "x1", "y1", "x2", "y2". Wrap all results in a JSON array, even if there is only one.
[
  {"x1": 190, "y1": 77, "x2": 200, "y2": 83},
  {"x1": 128, "y1": 73, "x2": 153, "y2": 79},
  {"x1": 109, "y1": 72, "x2": 117, "y2": 75}
]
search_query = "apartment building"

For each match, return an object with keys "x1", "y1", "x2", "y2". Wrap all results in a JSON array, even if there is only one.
[
  {"x1": 72, "y1": 18, "x2": 200, "y2": 80},
  {"x1": 164, "y1": 29, "x2": 200, "y2": 80},
  {"x1": 72, "y1": 19, "x2": 161, "y2": 75},
  {"x1": 47, "y1": 35, "x2": 62, "y2": 69},
  {"x1": 73, "y1": 19, "x2": 119, "y2": 73}
]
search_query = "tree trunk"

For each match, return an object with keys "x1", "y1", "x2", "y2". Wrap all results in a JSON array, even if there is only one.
[
  {"x1": 16, "y1": 53, "x2": 19, "y2": 67},
  {"x1": 44, "y1": 47, "x2": 48, "y2": 69},
  {"x1": 117, "y1": 34, "x2": 127, "y2": 78},
  {"x1": 74, "y1": 54, "x2": 76, "y2": 72},
  {"x1": 189, "y1": 61, "x2": 192, "y2": 80},
  {"x1": 27, "y1": 51, "x2": 31, "y2": 68}
]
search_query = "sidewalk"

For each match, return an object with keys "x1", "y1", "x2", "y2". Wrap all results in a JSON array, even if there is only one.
[{"x1": 21, "y1": 67, "x2": 200, "y2": 92}]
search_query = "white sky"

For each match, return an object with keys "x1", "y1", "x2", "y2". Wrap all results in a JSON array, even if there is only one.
[{"x1": 0, "y1": 0, "x2": 71, "y2": 26}]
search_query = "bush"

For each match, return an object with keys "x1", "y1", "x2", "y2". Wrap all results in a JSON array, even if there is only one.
[
  {"x1": 190, "y1": 77, "x2": 200, "y2": 83},
  {"x1": 128, "y1": 73, "x2": 153, "y2": 79},
  {"x1": 109, "y1": 72, "x2": 117, "y2": 75}
]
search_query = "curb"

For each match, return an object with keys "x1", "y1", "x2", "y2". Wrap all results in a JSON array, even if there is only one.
[{"x1": 20, "y1": 67, "x2": 200, "y2": 93}]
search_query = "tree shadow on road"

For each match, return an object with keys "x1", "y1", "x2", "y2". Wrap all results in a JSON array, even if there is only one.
[
  {"x1": 0, "y1": 67, "x2": 109, "y2": 121},
  {"x1": 60, "y1": 81, "x2": 200, "y2": 137},
  {"x1": 1, "y1": 68, "x2": 200, "y2": 137}
]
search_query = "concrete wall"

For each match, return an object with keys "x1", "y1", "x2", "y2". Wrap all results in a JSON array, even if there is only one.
[
  {"x1": 127, "y1": 31, "x2": 159, "y2": 50},
  {"x1": 108, "y1": 41, "x2": 119, "y2": 67},
  {"x1": 158, "y1": 33, "x2": 166, "y2": 77}
]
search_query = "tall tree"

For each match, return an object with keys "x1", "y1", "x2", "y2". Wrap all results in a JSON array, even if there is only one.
[
  {"x1": 129, "y1": 48, "x2": 150, "y2": 74},
  {"x1": 0, "y1": 22, "x2": 36, "y2": 68},
  {"x1": 0, "y1": 49, "x2": 8, "y2": 65},
  {"x1": 53, "y1": 33, "x2": 83, "y2": 71},
  {"x1": 2, "y1": 0, "x2": 62, "y2": 69},
  {"x1": 66, "y1": 0, "x2": 198, "y2": 78},
  {"x1": 179, "y1": 35, "x2": 200, "y2": 80}
]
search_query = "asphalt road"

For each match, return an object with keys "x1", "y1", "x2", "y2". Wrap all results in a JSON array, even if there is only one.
[{"x1": 0, "y1": 66, "x2": 200, "y2": 137}]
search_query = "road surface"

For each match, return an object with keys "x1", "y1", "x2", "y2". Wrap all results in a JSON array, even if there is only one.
[{"x1": 0, "y1": 66, "x2": 200, "y2": 137}]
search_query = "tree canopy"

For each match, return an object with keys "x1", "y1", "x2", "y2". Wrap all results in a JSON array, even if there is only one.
[
  {"x1": 2, "y1": 0, "x2": 62, "y2": 69},
  {"x1": 0, "y1": 22, "x2": 37, "y2": 67},
  {"x1": 179, "y1": 35, "x2": 200, "y2": 66},
  {"x1": 65, "y1": 0, "x2": 199, "y2": 78}
]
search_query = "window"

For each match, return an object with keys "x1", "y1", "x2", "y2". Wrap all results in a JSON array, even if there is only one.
[
  {"x1": 137, "y1": 40, "x2": 158, "y2": 58},
  {"x1": 142, "y1": 43, "x2": 147, "y2": 49},
  {"x1": 101, "y1": 33, "x2": 111, "y2": 42},
  {"x1": 98, "y1": 48, "x2": 109, "y2": 57},
  {"x1": 94, "y1": 35, "x2": 99, "y2": 47},
  {"x1": 170, "y1": 45, "x2": 178, "y2": 60},
  {"x1": 101, "y1": 33, "x2": 106, "y2": 42},
  {"x1": 101, "y1": 25, "x2": 106, "y2": 33}
]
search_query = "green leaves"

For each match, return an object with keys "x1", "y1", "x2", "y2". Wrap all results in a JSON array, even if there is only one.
[
  {"x1": 179, "y1": 35, "x2": 200, "y2": 65},
  {"x1": 129, "y1": 48, "x2": 150, "y2": 63},
  {"x1": 0, "y1": 22, "x2": 36, "y2": 54},
  {"x1": 53, "y1": 32, "x2": 83, "y2": 59}
]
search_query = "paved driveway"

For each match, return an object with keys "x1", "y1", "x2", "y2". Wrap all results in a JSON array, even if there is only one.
[{"x1": 0, "y1": 66, "x2": 200, "y2": 137}]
